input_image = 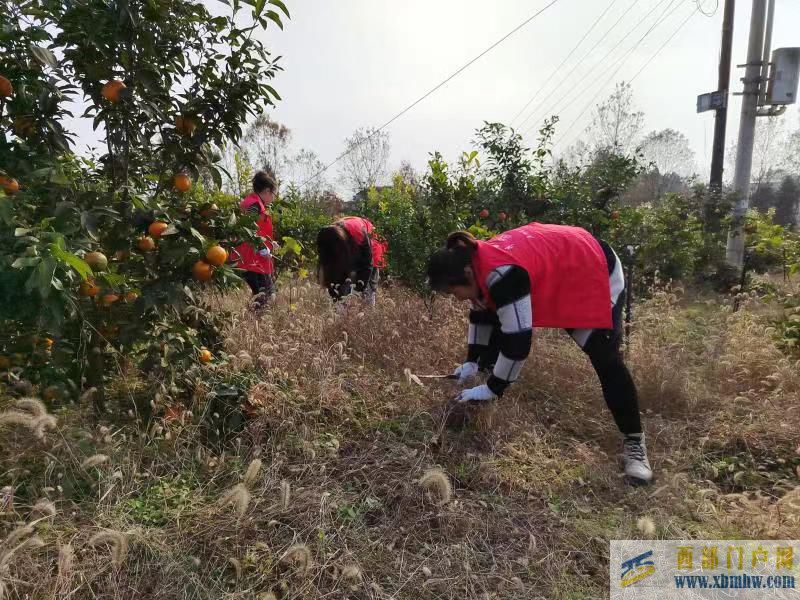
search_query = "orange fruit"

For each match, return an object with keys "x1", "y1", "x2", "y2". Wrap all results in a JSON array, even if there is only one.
[
  {"x1": 173, "y1": 173, "x2": 191, "y2": 193},
  {"x1": 199, "y1": 349, "x2": 212, "y2": 364},
  {"x1": 192, "y1": 260, "x2": 214, "y2": 282},
  {"x1": 12, "y1": 117, "x2": 34, "y2": 138},
  {"x1": 0, "y1": 356, "x2": 9, "y2": 370},
  {"x1": 199, "y1": 203, "x2": 219, "y2": 218},
  {"x1": 610, "y1": 210, "x2": 620, "y2": 221},
  {"x1": 137, "y1": 236, "x2": 156, "y2": 252},
  {"x1": 101, "y1": 80, "x2": 126, "y2": 103},
  {"x1": 114, "y1": 249, "x2": 130, "y2": 261},
  {"x1": 84, "y1": 251, "x2": 108, "y2": 271},
  {"x1": 0, "y1": 176, "x2": 19, "y2": 195},
  {"x1": 42, "y1": 338, "x2": 54, "y2": 349},
  {"x1": 148, "y1": 221, "x2": 169, "y2": 238},
  {"x1": 0, "y1": 75, "x2": 12, "y2": 97},
  {"x1": 42, "y1": 385, "x2": 60, "y2": 401},
  {"x1": 205, "y1": 245, "x2": 228, "y2": 267},
  {"x1": 101, "y1": 293, "x2": 120, "y2": 307},
  {"x1": 79, "y1": 280, "x2": 100, "y2": 297},
  {"x1": 175, "y1": 115, "x2": 197, "y2": 136},
  {"x1": 479, "y1": 209, "x2": 489, "y2": 219},
  {"x1": 124, "y1": 291, "x2": 139, "y2": 303}
]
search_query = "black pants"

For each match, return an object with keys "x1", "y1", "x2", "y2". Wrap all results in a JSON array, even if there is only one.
[
  {"x1": 242, "y1": 271, "x2": 275, "y2": 309},
  {"x1": 479, "y1": 287, "x2": 641, "y2": 435}
]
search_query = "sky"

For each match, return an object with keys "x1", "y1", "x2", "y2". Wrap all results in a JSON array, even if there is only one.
[{"x1": 71, "y1": 0, "x2": 800, "y2": 193}]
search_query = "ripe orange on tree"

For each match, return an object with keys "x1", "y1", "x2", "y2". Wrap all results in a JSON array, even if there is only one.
[
  {"x1": 199, "y1": 349, "x2": 212, "y2": 364},
  {"x1": 42, "y1": 385, "x2": 60, "y2": 401},
  {"x1": 199, "y1": 203, "x2": 219, "y2": 218},
  {"x1": 479, "y1": 209, "x2": 489, "y2": 219},
  {"x1": 173, "y1": 173, "x2": 191, "y2": 193},
  {"x1": 175, "y1": 115, "x2": 197, "y2": 136},
  {"x1": 100, "y1": 293, "x2": 120, "y2": 307},
  {"x1": 124, "y1": 291, "x2": 139, "y2": 303},
  {"x1": 84, "y1": 251, "x2": 108, "y2": 271},
  {"x1": 101, "y1": 80, "x2": 126, "y2": 103},
  {"x1": 0, "y1": 176, "x2": 19, "y2": 195},
  {"x1": 137, "y1": 236, "x2": 156, "y2": 252},
  {"x1": 0, "y1": 75, "x2": 12, "y2": 97},
  {"x1": 205, "y1": 245, "x2": 228, "y2": 267},
  {"x1": 12, "y1": 117, "x2": 34, "y2": 138},
  {"x1": 192, "y1": 260, "x2": 214, "y2": 282},
  {"x1": 610, "y1": 211, "x2": 620, "y2": 221},
  {"x1": 79, "y1": 280, "x2": 100, "y2": 297},
  {"x1": 114, "y1": 249, "x2": 130, "y2": 261},
  {"x1": 148, "y1": 221, "x2": 169, "y2": 239}
]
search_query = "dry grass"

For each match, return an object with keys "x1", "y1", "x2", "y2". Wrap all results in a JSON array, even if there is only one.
[{"x1": 1, "y1": 279, "x2": 799, "y2": 599}]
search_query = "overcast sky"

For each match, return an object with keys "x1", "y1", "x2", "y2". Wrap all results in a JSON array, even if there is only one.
[
  {"x1": 259, "y1": 0, "x2": 799, "y2": 187},
  {"x1": 71, "y1": 0, "x2": 800, "y2": 192}
]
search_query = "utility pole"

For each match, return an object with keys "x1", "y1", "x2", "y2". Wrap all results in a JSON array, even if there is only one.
[
  {"x1": 709, "y1": 0, "x2": 735, "y2": 191},
  {"x1": 725, "y1": 0, "x2": 770, "y2": 268}
]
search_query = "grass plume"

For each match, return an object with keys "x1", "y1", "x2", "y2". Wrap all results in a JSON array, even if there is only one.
[
  {"x1": 81, "y1": 454, "x2": 109, "y2": 470},
  {"x1": 14, "y1": 398, "x2": 47, "y2": 417},
  {"x1": 88, "y1": 530, "x2": 129, "y2": 567},
  {"x1": 418, "y1": 469, "x2": 452, "y2": 506},
  {"x1": 243, "y1": 458, "x2": 262, "y2": 488},
  {"x1": 219, "y1": 483, "x2": 251, "y2": 516},
  {"x1": 280, "y1": 544, "x2": 312, "y2": 576},
  {"x1": 280, "y1": 480, "x2": 291, "y2": 510}
]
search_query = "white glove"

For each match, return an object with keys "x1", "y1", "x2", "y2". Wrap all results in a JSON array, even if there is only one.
[
  {"x1": 258, "y1": 247, "x2": 271, "y2": 257},
  {"x1": 453, "y1": 361, "x2": 479, "y2": 384},
  {"x1": 455, "y1": 384, "x2": 497, "y2": 403}
]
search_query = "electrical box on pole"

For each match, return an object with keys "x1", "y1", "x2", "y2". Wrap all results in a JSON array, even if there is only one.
[{"x1": 766, "y1": 48, "x2": 800, "y2": 105}]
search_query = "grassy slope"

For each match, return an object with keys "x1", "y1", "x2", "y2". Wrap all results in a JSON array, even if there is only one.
[{"x1": 1, "y1": 282, "x2": 799, "y2": 599}]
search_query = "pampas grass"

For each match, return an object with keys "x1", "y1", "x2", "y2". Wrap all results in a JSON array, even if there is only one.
[{"x1": 81, "y1": 454, "x2": 109, "y2": 470}]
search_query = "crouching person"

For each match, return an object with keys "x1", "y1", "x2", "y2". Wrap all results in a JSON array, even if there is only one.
[
  {"x1": 317, "y1": 216, "x2": 387, "y2": 306},
  {"x1": 425, "y1": 223, "x2": 652, "y2": 485}
]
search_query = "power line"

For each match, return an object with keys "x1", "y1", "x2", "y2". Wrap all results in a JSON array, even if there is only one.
[
  {"x1": 554, "y1": 2, "x2": 697, "y2": 153},
  {"x1": 520, "y1": 0, "x2": 674, "y2": 135},
  {"x1": 509, "y1": 0, "x2": 620, "y2": 127},
  {"x1": 525, "y1": 0, "x2": 682, "y2": 141},
  {"x1": 298, "y1": 0, "x2": 563, "y2": 190}
]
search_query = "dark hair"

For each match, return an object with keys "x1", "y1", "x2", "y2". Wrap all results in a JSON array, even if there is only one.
[
  {"x1": 252, "y1": 171, "x2": 277, "y2": 194},
  {"x1": 426, "y1": 231, "x2": 478, "y2": 291},
  {"x1": 316, "y1": 225, "x2": 353, "y2": 287}
]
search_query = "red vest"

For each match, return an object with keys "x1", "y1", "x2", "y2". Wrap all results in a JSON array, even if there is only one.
[
  {"x1": 338, "y1": 216, "x2": 387, "y2": 268},
  {"x1": 233, "y1": 193, "x2": 274, "y2": 275},
  {"x1": 471, "y1": 223, "x2": 612, "y2": 329}
]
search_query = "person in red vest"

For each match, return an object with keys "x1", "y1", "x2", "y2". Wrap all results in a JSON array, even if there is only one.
[
  {"x1": 316, "y1": 216, "x2": 387, "y2": 306},
  {"x1": 425, "y1": 223, "x2": 651, "y2": 484},
  {"x1": 233, "y1": 171, "x2": 277, "y2": 309}
]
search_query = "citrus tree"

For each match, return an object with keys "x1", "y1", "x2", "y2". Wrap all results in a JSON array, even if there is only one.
[{"x1": 0, "y1": 0, "x2": 290, "y2": 413}]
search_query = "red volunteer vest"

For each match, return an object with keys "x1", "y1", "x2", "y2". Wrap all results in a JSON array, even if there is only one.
[
  {"x1": 234, "y1": 192, "x2": 274, "y2": 275},
  {"x1": 338, "y1": 216, "x2": 387, "y2": 268},
  {"x1": 471, "y1": 223, "x2": 612, "y2": 329}
]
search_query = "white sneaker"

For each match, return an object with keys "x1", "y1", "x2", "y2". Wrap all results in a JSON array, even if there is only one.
[{"x1": 621, "y1": 433, "x2": 653, "y2": 485}]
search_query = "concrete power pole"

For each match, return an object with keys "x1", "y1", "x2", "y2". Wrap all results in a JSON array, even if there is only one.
[
  {"x1": 725, "y1": 0, "x2": 770, "y2": 268},
  {"x1": 709, "y1": 0, "x2": 735, "y2": 191}
]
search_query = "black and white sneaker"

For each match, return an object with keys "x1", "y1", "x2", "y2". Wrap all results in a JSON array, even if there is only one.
[{"x1": 621, "y1": 433, "x2": 653, "y2": 485}]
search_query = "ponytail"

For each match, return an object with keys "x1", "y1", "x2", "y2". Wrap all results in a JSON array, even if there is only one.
[{"x1": 426, "y1": 231, "x2": 478, "y2": 291}]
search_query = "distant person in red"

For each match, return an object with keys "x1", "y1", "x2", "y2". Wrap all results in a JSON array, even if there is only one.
[
  {"x1": 426, "y1": 223, "x2": 651, "y2": 485},
  {"x1": 233, "y1": 171, "x2": 276, "y2": 309},
  {"x1": 316, "y1": 216, "x2": 387, "y2": 306}
]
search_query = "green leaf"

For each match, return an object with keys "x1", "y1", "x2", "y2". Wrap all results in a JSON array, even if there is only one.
[
  {"x1": 12, "y1": 257, "x2": 42, "y2": 269},
  {"x1": 209, "y1": 166, "x2": 223, "y2": 190},
  {"x1": 50, "y1": 243, "x2": 93, "y2": 280},
  {"x1": 26, "y1": 258, "x2": 57, "y2": 298},
  {"x1": 264, "y1": 10, "x2": 283, "y2": 29},
  {"x1": 269, "y1": 0, "x2": 290, "y2": 17},
  {"x1": 30, "y1": 45, "x2": 58, "y2": 68},
  {"x1": 254, "y1": 0, "x2": 266, "y2": 17},
  {"x1": 189, "y1": 228, "x2": 206, "y2": 244}
]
